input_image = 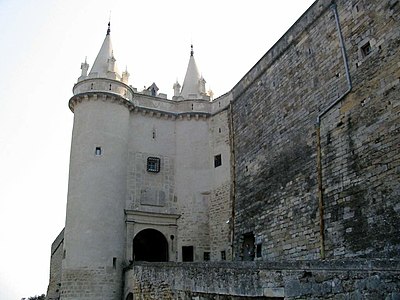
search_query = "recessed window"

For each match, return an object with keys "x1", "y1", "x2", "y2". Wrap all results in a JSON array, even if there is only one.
[
  {"x1": 214, "y1": 154, "x2": 222, "y2": 168},
  {"x1": 109, "y1": 84, "x2": 112, "y2": 90},
  {"x1": 182, "y1": 246, "x2": 194, "y2": 262},
  {"x1": 361, "y1": 41, "x2": 372, "y2": 58},
  {"x1": 221, "y1": 250, "x2": 226, "y2": 261},
  {"x1": 113, "y1": 257, "x2": 117, "y2": 269},
  {"x1": 147, "y1": 157, "x2": 160, "y2": 173},
  {"x1": 95, "y1": 147, "x2": 102, "y2": 156},
  {"x1": 203, "y1": 252, "x2": 210, "y2": 261},
  {"x1": 256, "y1": 244, "x2": 262, "y2": 258}
]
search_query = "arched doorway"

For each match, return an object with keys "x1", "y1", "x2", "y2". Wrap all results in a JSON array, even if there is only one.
[
  {"x1": 126, "y1": 292, "x2": 133, "y2": 300},
  {"x1": 132, "y1": 228, "x2": 168, "y2": 262}
]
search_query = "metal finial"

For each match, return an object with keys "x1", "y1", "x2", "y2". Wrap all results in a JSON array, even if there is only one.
[
  {"x1": 190, "y1": 44, "x2": 194, "y2": 57},
  {"x1": 107, "y1": 22, "x2": 111, "y2": 35}
]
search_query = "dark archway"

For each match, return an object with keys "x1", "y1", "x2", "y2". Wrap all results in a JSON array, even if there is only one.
[
  {"x1": 132, "y1": 228, "x2": 168, "y2": 262},
  {"x1": 126, "y1": 293, "x2": 133, "y2": 300}
]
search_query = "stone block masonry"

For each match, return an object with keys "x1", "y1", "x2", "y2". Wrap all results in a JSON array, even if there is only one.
[
  {"x1": 124, "y1": 260, "x2": 400, "y2": 299},
  {"x1": 231, "y1": 0, "x2": 400, "y2": 260}
]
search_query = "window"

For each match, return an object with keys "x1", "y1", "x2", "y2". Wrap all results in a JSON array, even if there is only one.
[
  {"x1": 203, "y1": 252, "x2": 210, "y2": 261},
  {"x1": 182, "y1": 246, "x2": 194, "y2": 262},
  {"x1": 256, "y1": 244, "x2": 262, "y2": 258},
  {"x1": 95, "y1": 147, "x2": 102, "y2": 156},
  {"x1": 361, "y1": 41, "x2": 371, "y2": 58},
  {"x1": 214, "y1": 154, "x2": 222, "y2": 168},
  {"x1": 147, "y1": 157, "x2": 160, "y2": 173},
  {"x1": 221, "y1": 250, "x2": 226, "y2": 261}
]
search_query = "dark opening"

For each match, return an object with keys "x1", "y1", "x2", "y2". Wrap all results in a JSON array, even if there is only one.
[
  {"x1": 203, "y1": 252, "x2": 210, "y2": 261},
  {"x1": 95, "y1": 147, "x2": 102, "y2": 156},
  {"x1": 256, "y1": 243, "x2": 262, "y2": 258},
  {"x1": 221, "y1": 250, "x2": 226, "y2": 261},
  {"x1": 242, "y1": 232, "x2": 255, "y2": 261},
  {"x1": 361, "y1": 41, "x2": 372, "y2": 57},
  {"x1": 182, "y1": 246, "x2": 194, "y2": 262},
  {"x1": 126, "y1": 293, "x2": 133, "y2": 300},
  {"x1": 132, "y1": 229, "x2": 168, "y2": 262},
  {"x1": 214, "y1": 154, "x2": 222, "y2": 168}
]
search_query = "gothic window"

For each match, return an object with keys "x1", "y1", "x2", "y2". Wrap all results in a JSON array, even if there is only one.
[{"x1": 147, "y1": 157, "x2": 160, "y2": 173}]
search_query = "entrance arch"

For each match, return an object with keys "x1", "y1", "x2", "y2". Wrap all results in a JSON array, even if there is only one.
[
  {"x1": 126, "y1": 293, "x2": 133, "y2": 300},
  {"x1": 132, "y1": 228, "x2": 168, "y2": 262}
]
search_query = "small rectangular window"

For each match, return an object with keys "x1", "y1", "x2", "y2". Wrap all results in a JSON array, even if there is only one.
[
  {"x1": 361, "y1": 42, "x2": 371, "y2": 57},
  {"x1": 203, "y1": 252, "x2": 210, "y2": 261},
  {"x1": 182, "y1": 246, "x2": 194, "y2": 262},
  {"x1": 256, "y1": 244, "x2": 262, "y2": 258},
  {"x1": 95, "y1": 147, "x2": 102, "y2": 156},
  {"x1": 221, "y1": 250, "x2": 226, "y2": 261},
  {"x1": 147, "y1": 157, "x2": 160, "y2": 173},
  {"x1": 214, "y1": 154, "x2": 222, "y2": 168}
]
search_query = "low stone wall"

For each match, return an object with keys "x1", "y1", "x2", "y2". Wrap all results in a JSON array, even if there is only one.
[{"x1": 124, "y1": 260, "x2": 400, "y2": 299}]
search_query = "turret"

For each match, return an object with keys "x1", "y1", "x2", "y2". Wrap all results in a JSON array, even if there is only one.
[
  {"x1": 173, "y1": 80, "x2": 181, "y2": 98},
  {"x1": 122, "y1": 67, "x2": 130, "y2": 84},
  {"x1": 72, "y1": 22, "x2": 133, "y2": 101},
  {"x1": 62, "y1": 23, "x2": 130, "y2": 300},
  {"x1": 78, "y1": 57, "x2": 89, "y2": 82},
  {"x1": 179, "y1": 45, "x2": 210, "y2": 101}
]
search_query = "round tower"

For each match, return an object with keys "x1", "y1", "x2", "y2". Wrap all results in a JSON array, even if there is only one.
[{"x1": 61, "y1": 23, "x2": 132, "y2": 299}]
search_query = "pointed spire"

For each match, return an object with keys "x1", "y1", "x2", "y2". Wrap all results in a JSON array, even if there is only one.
[
  {"x1": 89, "y1": 22, "x2": 120, "y2": 80},
  {"x1": 180, "y1": 44, "x2": 203, "y2": 99}
]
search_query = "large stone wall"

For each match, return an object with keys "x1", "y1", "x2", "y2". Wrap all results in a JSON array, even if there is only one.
[
  {"x1": 124, "y1": 260, "x2": 400, "y2": 299},
  {"x1": 46, "y1": 229, "x2": 64, "y2": 300},
  {"x1": 231, "y1": 0, "x2": 400, "y2": 260}
]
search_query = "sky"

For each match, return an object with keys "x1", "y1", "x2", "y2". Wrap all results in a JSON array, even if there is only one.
[{"x1": 0, "y1": 0, "x2": 314, "y2": 298}]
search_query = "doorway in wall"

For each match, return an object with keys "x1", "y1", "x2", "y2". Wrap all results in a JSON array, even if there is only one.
[
  {"x1": 132, "y1": 228, "x2": 168, "y2": 261},
  {"x1": 242, "y1": 232, "x2": 255, "y2": 261},
  {"x1": 182, "y1": 246, "x2": 194, "y2": 262}
]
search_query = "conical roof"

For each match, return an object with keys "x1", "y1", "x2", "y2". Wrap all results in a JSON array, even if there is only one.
[
  {"x1": 180, "y1": 45, "x2": 201, "y2": 99},
  {"x1": 89, "y1": 23, "x2": 120, "y2": 79}
]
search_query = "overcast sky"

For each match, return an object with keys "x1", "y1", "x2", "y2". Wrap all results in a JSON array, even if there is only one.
[{"x1": 0, "y1": 0, "x2": 314, "y2": 298}]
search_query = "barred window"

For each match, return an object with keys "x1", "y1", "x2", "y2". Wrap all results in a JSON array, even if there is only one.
[{"x1": 147, "y1": 157, "x2": 160, "y2": 173}]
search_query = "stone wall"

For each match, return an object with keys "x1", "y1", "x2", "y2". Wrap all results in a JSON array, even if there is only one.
[
  {"x1": 124, "y1": 260, "x2": 400, "y2": 299},
  {"x1": 209, "y1": 105, "x2": 233, "y2": 261},
  {"x1": 231, "y1": 0, "x2": 400, "y2": 260},
  {"x1": 46, "y1": 229, "x2": 64, "y2": 300}
]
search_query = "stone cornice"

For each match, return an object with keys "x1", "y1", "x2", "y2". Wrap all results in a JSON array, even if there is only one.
[{"x1": 68, "y1": 91, "x2": 211, "y2": 120}]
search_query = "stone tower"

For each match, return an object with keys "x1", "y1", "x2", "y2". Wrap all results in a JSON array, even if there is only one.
[{"x1": 61, "y1": 23, "x2": 132, "y2": 299}]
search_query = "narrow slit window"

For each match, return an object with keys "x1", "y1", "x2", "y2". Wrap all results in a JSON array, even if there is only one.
[
  {"x1": 109, "y1": 84, "x2": 112, "y2": 90},
  {"x1": 95, "y1": 147, "x2": 102, "y2": 156},
  {"x1": 203, "y1": 252, "x2": 210, "y2": 261},
  {"x1": 214, "y1": 154, "x2": 222, "y2": 168},
  {"x1": 113, "y1": 257, "x2": 117, "y2": 269},
  {"x1": 221, "y1": 250, "x2": 226, "y2": 261}
]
